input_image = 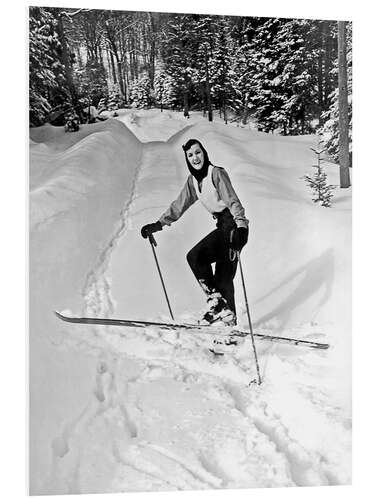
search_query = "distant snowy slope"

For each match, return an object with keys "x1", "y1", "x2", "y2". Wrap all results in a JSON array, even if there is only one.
[{"x1": 114, "y1": 108, "x2": 197, "y2": 143}]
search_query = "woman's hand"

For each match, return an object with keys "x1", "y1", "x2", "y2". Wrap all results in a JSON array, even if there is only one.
[
  {"x1": 141, "y1": 221, "x2": 163, "y2": 239},
  {"x1": 231, "y1": 226, "x2": 249, "y2": 251}
]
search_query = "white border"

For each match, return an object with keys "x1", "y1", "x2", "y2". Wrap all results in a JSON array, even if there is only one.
[{"x1": 2, "y1": 1, "x2": 374, "y2": 499}]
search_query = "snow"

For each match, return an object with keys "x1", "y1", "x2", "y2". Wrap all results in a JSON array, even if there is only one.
[{"x1": 29, "y1": 109, "x2": 351, "y2": 495}]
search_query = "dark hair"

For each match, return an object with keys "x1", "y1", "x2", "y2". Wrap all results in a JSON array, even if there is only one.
[{"x1": 182, "y1": 139, "x2": 211, "y2": 182}]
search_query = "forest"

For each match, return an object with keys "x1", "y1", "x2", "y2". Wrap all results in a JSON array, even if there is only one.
[{"x1": 29, "y1": 7, "x2": 352, "y2": 165}]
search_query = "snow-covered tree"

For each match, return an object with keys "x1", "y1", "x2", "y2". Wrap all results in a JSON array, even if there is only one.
[
  {"x1": 29, "y1": 9, "x2": 345, "y2": 135},
  {"x1": 230, "y1": 17, "x2": 274, "y2": 126},
  {"x1": 231, "y1": 17, "x2": 337, "y2": 134},
  {"x1": 129, "y1": 75, "x2": 152, "y2": 108},
  {"x1": 153, "y1": 69, "x2": 177, "y2": 111},
  {"x1": 210, "y1": 19, "x2": 238, "y2": 123},
  {"x1": 29, "y1": 7, "x2": 67, "y2": 125},
  {"x1": 107, "y1": 84, "x2": 125, "y2": 111},
  {"x1": 97, "y1": 97, "x2": 107, "y2": 113},
  {"x1": 75, "y1": 58, "x2": 108, "y2": 112},
  {"x1": 161, "y1": 14, "x2": 200, "y2": 116},
  {"x1": 245, "y1": 18, "x2": 317, "y2": 134},
  {"x1": 194, "y1": 16, "x2": 217, "y2": 121}
]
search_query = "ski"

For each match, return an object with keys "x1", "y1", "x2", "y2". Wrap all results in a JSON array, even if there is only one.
[
  {"x1": 54, "y1": 311, "x2": 329, "y2": 349},
  {"x1": 54, "y1": 310, "x2": 241, "y2": 333}
]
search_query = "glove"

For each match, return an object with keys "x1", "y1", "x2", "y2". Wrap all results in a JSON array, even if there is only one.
[
  {"x1": 231, "y1": 226, "x2": 249, "y2": 251},
  {"x1": 141, "y1": 221, "x2": 163, "y2": 239}
]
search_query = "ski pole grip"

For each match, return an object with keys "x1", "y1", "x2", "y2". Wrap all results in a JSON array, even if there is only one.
[{"x1": 149, "y1": 234, "x2": 157, "y2": 247}]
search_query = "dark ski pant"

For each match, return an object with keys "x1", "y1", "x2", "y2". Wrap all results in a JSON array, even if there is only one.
[{"x1": 186, "y1": 208, "x2": 238, "y2": 314}]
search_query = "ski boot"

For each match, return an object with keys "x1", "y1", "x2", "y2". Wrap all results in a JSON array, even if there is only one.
[
  {"x1": 202, "y1": 291, "x2": 236, "y2": 326},
  {"x1": 210, "y1": 336, "x2": 240, "y2": 356}
]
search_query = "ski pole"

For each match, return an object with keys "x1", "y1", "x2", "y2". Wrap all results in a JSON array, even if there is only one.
[
  {"x1": 237, "y1": 250, "x2": 262, "y2": 385},
  {"x1": 148, "y1": 234, "x2": 175, "y2": 321}
]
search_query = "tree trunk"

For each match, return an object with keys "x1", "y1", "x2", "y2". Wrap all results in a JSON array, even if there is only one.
[
  {"x1": 199, "y1": 83, "x2": 206, "y2": 116},
  {"x1": 108, "y1": 49, "x2": 117, "y2": 85},
  {"x1": 124, "y1": 57, "x2": 130, "y2": 103},
  {"x1": 123, "y1": 52, "x2": 128, "y2": 102},
  {"x1": 148, "y1": 13, "x2": 156, "y2": 86},
  {"x1": 114, "y1": 53, "x2": 125, "y2": 97},
  {"x1": 204, "y1": 46, "x2": 213, "y2": 122},
  {"x1": 223, "y1": 94, "x2": 228, "y2": 124},
  {"x1": 317, "y1": 23, "x2": 325, "y2": 124},
  {"x1": 300, "y1": 106, "x2": 305, "y2": 134},
  {"x1": 241, "y1": 94, "x2": 249, "y2": 125},
  {"x1": 338, "y1": 21, "x2": 351, "y2": 188},
  {"x1": 76, "y1": 45, "x2": 83, "y2": 69},
  {"x1": 133, "y1": 35, "x2": 139, "y2": 80},
  {"x1": 183, "y1": 77, "x2": 190, "y2": 118},
  {"x1": 120, "y1": 31, "x2": 127, "y2": 101},
  {"x1": 130, "y1": 35, "x2": 137, "y2": 81},
  {"x1": 324, "y1": 23, "x2": 334, "y2": 107}
]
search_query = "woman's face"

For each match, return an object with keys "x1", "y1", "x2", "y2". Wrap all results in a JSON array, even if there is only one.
[{"x1": 186, "y1": 143, "x2": 204, "y2": 170}]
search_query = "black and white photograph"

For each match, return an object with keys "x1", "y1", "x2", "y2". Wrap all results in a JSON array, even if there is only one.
[{"x1": 27, "y1": 0, "x2": 353, "y2": 496}]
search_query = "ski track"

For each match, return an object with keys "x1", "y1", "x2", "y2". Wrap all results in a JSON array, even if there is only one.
[
  {"x1": 250, "y1": 403, "x2": 329, "y2": 486},
  {"x1": 49, "y1": 121, "x2": 350, "y2": 492},
  {"x1": 81, "y1": 146, "x2": 143, "y2": 319}
]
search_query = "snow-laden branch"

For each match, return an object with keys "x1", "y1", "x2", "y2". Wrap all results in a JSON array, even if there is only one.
[{"x1": 60, "y1": 8, "x2": 91, "y2": 20}]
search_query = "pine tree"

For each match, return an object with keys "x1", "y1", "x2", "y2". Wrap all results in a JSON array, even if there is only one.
[
  {"x1": 302, "y1": 147, "x2": 336, "y2": 207},
  {"x1": 194, "y1": 16, "x2": 217, "y2": 121},
  {"x1": 231, "y1": 17, "x2": 337, "y2": 134},
  {"x1": 161, "y1": 14, "x2": 200, "y2": 116},
  {"x1": 230, "y1": 17, "x2": 278, "y2": 128},
  {"x1": 210, "y1": 17, "x2": 237, "y2": 123},
  {"x1": 242, "y1": 17, "x2": 283, "y2": 131},
  {"x1": 129, "y1": 75, "x2": 152, "y2": 108},
  {"x1": 74, "y1": 58, "x2": 108, "y2": 114},
  {"x1": 153, "y1": 69, "x2": 166, "y2": 110},
  {"x1": 49, "y1": 7, "x2": 82, "y2": 118},
  {"x1": 107, "y1": 84, "x2": 124, "y2": 111},
  {"x1": 29, "y1": 7, "x2": 67, "y2": 125},
  {"x1": 154, "y1": 67, "x2": 177, "y2": 111},
  {"x1": 97, "y1": 97, "x2": 107, "y2": 113},
  {"x1": 247, "y1": 18, "x2": 318, "y2": 134}
]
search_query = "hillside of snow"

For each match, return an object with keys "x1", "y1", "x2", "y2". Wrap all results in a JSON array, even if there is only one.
[{"x1": 29, "y1": 109, "x2": 351, "y2": 495}]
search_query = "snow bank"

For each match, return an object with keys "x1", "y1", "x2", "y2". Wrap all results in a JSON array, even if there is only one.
[{"x1": 29, "y1": 119, "x2": 142, "y2": 494}]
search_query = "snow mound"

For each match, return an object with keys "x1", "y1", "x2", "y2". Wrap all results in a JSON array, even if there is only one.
[{"x1": 29, "y1": 119, "x2": 140, "y2": 229}]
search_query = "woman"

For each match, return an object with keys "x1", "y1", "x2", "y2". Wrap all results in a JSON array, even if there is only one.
[{"x1": 141, "y1": 139, "x2": 249, "y2": 326}]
